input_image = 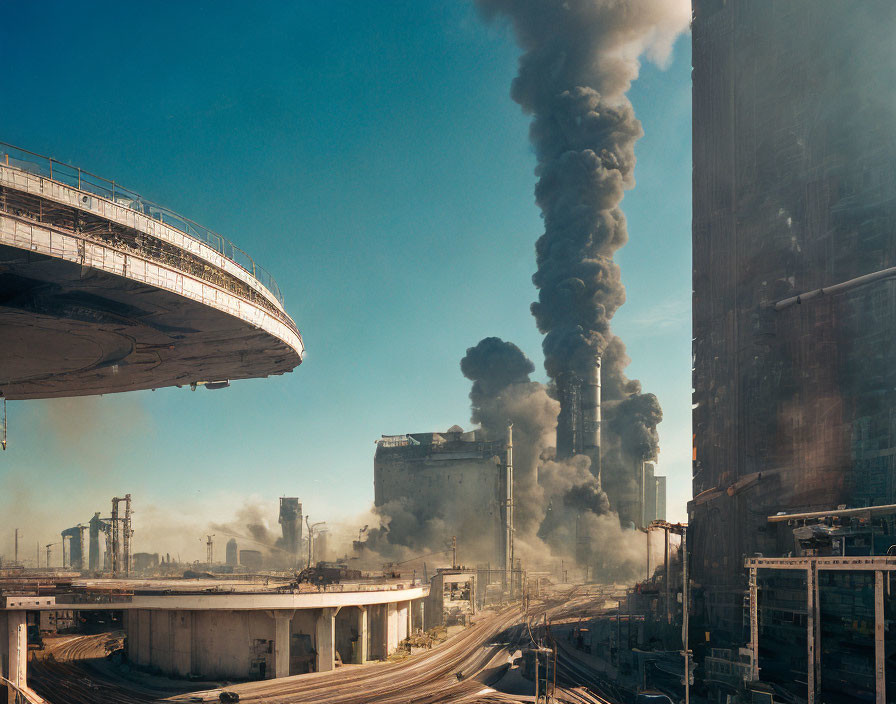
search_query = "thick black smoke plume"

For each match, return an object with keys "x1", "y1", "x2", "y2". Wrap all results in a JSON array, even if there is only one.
[
  {"x1": 360, "y1": 2, "x2": 684, "y2": 578},
  {"x1": 477, "y1": 0, "x2": 687, "y2": 380},
  {"x1": 468, "y1": 0, "x2": 684, "y2": 560}
]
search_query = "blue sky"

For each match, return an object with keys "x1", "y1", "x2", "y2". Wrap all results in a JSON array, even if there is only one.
[{"x1": 0, "y1": 2, "x2": 691, "y2": 563}]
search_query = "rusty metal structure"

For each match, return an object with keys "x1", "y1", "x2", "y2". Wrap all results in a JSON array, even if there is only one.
[{"x1": 691, "y1": 0, "x2": 896, "y2": 700}]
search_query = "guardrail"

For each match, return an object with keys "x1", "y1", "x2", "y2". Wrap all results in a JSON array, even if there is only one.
[{"x1": 0, "y1": 142, "x2": 283, "y2": 304}]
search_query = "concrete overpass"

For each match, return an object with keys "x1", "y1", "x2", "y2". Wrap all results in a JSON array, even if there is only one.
[
  {"x1": 0, "y1": 580, "x2": 428, "y2": 702},
  {"x1": 0, "y1": 143, "x2": 303, "y2": 399}
]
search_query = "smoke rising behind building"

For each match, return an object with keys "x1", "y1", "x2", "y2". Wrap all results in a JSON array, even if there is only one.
[{"x1": 356, "y1": 1, "x2": 686, "y2": 578}]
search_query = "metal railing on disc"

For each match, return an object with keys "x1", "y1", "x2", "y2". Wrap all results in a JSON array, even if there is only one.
[{"x1": 0, "y1": 142, "x2": 284, "y2": 305}]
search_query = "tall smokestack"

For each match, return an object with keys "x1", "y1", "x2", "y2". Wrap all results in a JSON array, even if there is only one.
[
  {"x1": 582, "y1": 355, "x2": 601, "y2": 479},
  {"x1": 475, "y1": 1, "x2": 681, "y2": 518},
  {"x1": 556, "y1": 372, "x2": 581, "y2": 459},
  {"x1": 502, "y1": 423, "x2": 514, "y2": 591}
]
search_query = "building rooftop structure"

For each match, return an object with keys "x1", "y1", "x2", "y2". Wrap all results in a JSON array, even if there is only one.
[
  {"x1": 0, "y1": 142, "x2": 303, "y2": 399},
  {"x1": 373, "y1": 428, "x2": 509, "y2": 567}
]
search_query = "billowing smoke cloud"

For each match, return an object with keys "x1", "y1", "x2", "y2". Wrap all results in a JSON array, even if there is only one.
[
  {"x1": 477, "y1": 0, "x2": 689, "y2": 380},
  {"x1": 360, "y1": 1, "x2": 684, "y2": 579},
  {"x1": 465, "y1": 0, "x2": 683, "y2": 570},
  {"x1": 460, "y1": 338, "x2": 557, "y2": 541}
]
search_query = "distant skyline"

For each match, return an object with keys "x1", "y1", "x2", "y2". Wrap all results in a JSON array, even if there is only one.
[{"x1": 0, "y1": 2, "x2": 691, "y2": 563}]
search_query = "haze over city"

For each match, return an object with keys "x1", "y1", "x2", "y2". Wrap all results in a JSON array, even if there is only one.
[
  {"x1": 0, "y1": 1, "x2": 691, "y2": 563},
  {"x1": 3, "y1": 2, "x2": 893, "y2": 703}
]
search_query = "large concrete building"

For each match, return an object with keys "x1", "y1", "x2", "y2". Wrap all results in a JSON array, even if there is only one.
[
  {"x1": 0, "y1": 143, "x2": 303, "y2": 399},
  {"x1": 374, "y1": 428, "x2": 509, "y2": 566},
  {"x1": 691, "y1": 0, "x2": 896, "y2": 699}
]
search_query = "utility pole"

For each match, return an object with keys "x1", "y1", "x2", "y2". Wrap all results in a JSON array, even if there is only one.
[
  {"x1": 14, "y1": 528, "x2": 18, "y2": 565},
  {"x1": 451, "y1": 536, "x2": 457, "y2": 569},
  {"x1": 306, "y1": 518, "x2": 325, "y2": 569},
  {"x1": 206, "y1": 535, "x2": 215, "y2": 565}
]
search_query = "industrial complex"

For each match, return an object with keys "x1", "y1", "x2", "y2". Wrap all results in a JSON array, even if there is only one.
[{"x1": 3, "y1": 1, "x2": 896, "y2": 703}]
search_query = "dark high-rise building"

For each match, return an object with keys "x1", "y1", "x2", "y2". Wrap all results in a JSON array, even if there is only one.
[
  {"x1": 278, "y1": 498, "x2": 302, "y2": 567},
  {"x1": 692, "y1": 0, "x2": 896, "y2": 654}
]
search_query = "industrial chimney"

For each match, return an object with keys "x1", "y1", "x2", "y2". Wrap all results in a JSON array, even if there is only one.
[
  {"x1": 556, "y1": 372, "x2": 582, "y2": 459},
  {"x1": 582, "y1": 355, "x2": 602, "y2": 479},
  {"x1": 555, "y1": 355, "x2": 601, "y2": 479},
  {"x1": 502, "y1": 423, "x2": 514, "y2": 592}
]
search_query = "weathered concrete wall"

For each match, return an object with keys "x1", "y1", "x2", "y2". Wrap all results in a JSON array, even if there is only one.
[
  {"x1": 127, "y1": 609, "x2": 276, "y2": 679},
  {"x1": 374, "y1": 446, "x2": 503, "y2": 563},
  {"x1": 125, "y1": 601, "x2": 415, "y2": 680}
]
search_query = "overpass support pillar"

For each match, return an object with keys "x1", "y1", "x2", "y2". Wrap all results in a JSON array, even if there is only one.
[
  {"x1": 385, "y1": 602, "x2": 398, "y2": 656},
  {"x1": 354, "y1": 607, "x2": 368, "y2": 664},
  {"x1": 3, "y1": 611, "x2": 26, "y2": 703},
  {"x1": 316, "y1": 608, "x2": 337, "y2": 673},
  {"x1": 412, "y1": 598, "x2": 424, "y2": 632},
  {"x1": 273, "y1": 610, "x2": 294, "y2": 679}
]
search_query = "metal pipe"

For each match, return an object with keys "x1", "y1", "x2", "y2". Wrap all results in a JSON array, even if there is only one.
[
  {"x1": 768, "y1": 503, "x2": 896, "y2": 522},
  {"x1": 775, "y1": 265, "x2": 896, "y2": 311}
]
